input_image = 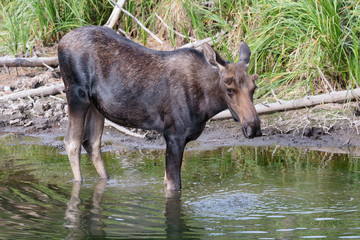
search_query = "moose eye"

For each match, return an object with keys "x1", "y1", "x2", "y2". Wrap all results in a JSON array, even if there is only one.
[{"x1": 226, "y1": 88, "x2": 233, "y2": 95}]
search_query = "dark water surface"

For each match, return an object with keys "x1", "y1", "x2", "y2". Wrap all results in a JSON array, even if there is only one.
[{"x1": 0, "y1": 134, "x2": 360, "y2": 239}]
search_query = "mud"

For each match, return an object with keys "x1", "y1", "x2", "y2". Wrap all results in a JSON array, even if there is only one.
[{"x1": 1, "y1": 68, "x2": 360, "y2": 155}]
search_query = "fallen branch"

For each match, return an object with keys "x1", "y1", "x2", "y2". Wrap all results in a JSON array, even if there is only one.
[
  {"x1": 108, "y1": 0, "x2": 163, "y2": 44},
  {"x1": 104, "y1": 0, "x2": 126, "y2": 29},
  {"x1": 0, "y1": 83, "x2": 64, "y2": 102},
  {"x1": 0, "y1": 57, "x2": 59, "y2": 68},
  {"x1": 105, "y1": 119, "x2": 146, "y2": 138},
  {"x1": 180, "y1": 31, "x2": 225, "y2": 49},
  {"x1": 213, "y1": 88, "x2": 360, "y2": 120},
  {"x1": 180, "y1": 36, "x2": 214, "y2": 49}
]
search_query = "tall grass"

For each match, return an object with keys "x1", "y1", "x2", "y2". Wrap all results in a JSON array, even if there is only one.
[
  {"x1": 1, "y1": 0, "x2": 360, "y2": 98},
  {"x1": 0, "y1": 0, "x2": 112, "y2": 56}
]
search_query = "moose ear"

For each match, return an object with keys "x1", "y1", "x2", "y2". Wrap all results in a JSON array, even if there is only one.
[
  {"x1": 238, "y1": 41, "x2": 251, "y2": 65},
  {"x1": 249, "y1": 74, "x2": 259, "y2": 82},
  {"x1": 202, "y1": 43, "x2": 226, "y2": 70}
]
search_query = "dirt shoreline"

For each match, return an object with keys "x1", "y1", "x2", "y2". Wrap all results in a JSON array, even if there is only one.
[
  {"x1": 1, "y1": 103, "x2": 360, "y2": 156},
  {"x1": 1, "y1": 69, "x2": 360, "y2": 155}
]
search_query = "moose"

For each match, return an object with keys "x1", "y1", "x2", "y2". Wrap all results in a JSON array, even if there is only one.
[{"x1": 58, "y1": 26, "x2": 262, "y2": 191}]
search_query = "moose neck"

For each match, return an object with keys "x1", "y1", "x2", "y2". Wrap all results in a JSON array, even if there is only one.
[{"x1": 199, "y1": 67, "x2": 228, "y2": 120}]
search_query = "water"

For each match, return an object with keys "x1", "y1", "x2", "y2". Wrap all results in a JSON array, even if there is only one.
[{"x1": 0, "y1": 134, "x2": 360, "y2": 239}]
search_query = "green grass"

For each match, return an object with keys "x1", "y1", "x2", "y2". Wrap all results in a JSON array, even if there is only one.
[
  {"x1": 0, "y1": 0, "x2": 112, "y2": 56},
  {"x1": 1, "y1": 0, "x2": 360, "y2": 99}
]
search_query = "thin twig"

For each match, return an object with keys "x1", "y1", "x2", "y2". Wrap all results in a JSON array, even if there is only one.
[
  {"x1": 3, "y1": 64, "x2": 10, "y2": 74},
  {"x1": 271, "y1": 88, "x2": 282, "y2": 104},
  {"x1": 105, "y1": 119, "x2": 146, "y2": 138},
  {"x1": 350, "y1": 86, "x2": 360, "y2": 102},
  {"x1": 255, "y1": 98, "x2": 269, "y2": 107},
  {"x1": 180, "y1": 31, "x2": 225, "y2": 49},
  {"x1": 50, "y1": 95, "x2": 65, "y2": 102},
  {"x1": 351, "y1": 74, "x2": 360, "y2": 89},
  {"x1": 340, "y1": 138, "x2": 351, "y2": 148},
  {"x1": 155, "y1": 13, "x2": 195, "y2": 41},
  {"x1": 117, "y1": 28, "x2": 131, "y2": 39},
  {"x1": 109, "y1": 0, "x2": 163, "y2": 44},
  {"x1": 316, "y1": 65, "x2": 334, "y2": 92},
  {"x1": 272, "y1": 145, "x2": 279, "y2": 157},
  {"x1": 42, "y1": 62, "x2": 55, "y2": 71},
  {"x1": 27, "y1": 96, "x2": 35, "y2": 105}
]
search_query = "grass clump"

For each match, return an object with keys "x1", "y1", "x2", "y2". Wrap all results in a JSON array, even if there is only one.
[{"x1": 0, "y1": 0, "x2": 112, "y2": 56}]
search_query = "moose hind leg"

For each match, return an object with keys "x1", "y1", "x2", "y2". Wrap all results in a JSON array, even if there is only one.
[
  {"x1": 64, "y1": 103, "x2": 89, "y2": 182},
  {"x1": 82, "y1": 105, "x2": 109, "y2": 179}
]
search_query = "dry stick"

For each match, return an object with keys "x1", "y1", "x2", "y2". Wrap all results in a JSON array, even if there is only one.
[
  {"x1": 0, "y1": 83, "x2": 65, "y2": 102},
  {"x1": 117, "y1": 28, "x2": 131, "y2": 39},
  {"x1": 42, "y1": 62, "x2": 55, "y2": 71},
  {"x1": 3, "y1": 64, "x2": 10, "y2": 74},
  {"x1": 271, "y1": 88, "x2": 282, "y2": 104},
  {"x1": 104, "y1": 0, "x2": 126, "y2": 29},
  {"x1": 155, "y1": 13, "x2": 196, "y2": 41},
  {"x1": 213, "y1": 88, "x2": 360, "y2": 120},
  {"x1": 108, "y1": 0, "x2": 163, "y2": 44},
  {"x1": 180, "y1": 36, "x2": 214, "y2": 49},
  {"x1": 351, "y1": 74, "x2": 360, "y2": 89},
  {"x1": 180, "y1": 31, "x2": 225, "y2": 49},
  {"x1": 104, "y1": 119, "x2": 146, "y2": 139},
  {"x1": 0, "y1": 57, "x2": 59, "y2": 68},
  {"x1": 255, "y1": 98, "x2": 269, "y2": 107},
  {"x1": 316, "y1": 65, "x2": 334, "y2": 92}
]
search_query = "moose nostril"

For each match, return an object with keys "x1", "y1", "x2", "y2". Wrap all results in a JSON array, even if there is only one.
[
  {"x1": 256, "y1": 128, "x2": 262, "y2": 137},
  {"x1": 247, "y1": 126, "x2": 253, "y2": 137}
]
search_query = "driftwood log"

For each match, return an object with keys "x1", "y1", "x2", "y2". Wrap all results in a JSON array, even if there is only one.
[
  {"x1": 0, "y1": 57, "x2": 59, "y2": 68},
  {"x1": 214, "y1": 88, "x2": 360, "y2": 119},
  {"x1": 1, "y1": 82, "x2": 359, "y2": 119},
  {"x1": 0, "y1": 37, "x2": 219, "y2": 69},
  {"x1": 0, "y1": 83, "x2": 64, "y2": 102}
]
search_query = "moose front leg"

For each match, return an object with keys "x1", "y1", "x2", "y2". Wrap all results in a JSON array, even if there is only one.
[{"x1": 164, "y1": 135, "x2": 186, "y2": 191}]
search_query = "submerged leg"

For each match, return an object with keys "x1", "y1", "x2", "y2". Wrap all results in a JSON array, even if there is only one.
[
  {"x1": 164, "y1": 135, "x2": 186, "y2": 190},
  {"x1": 64, "y1": 104, "x2": 89, "y2": 182},
  {"x1": 82, "y1": 105, "x2": 109, "y2": 179}
]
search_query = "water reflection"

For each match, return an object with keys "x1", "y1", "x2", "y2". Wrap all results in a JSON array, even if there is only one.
[
  {"x1": 63, "y1": 181, "x2": 196, "y2": 239},
  {"x1": 165, "y1": 190, "x2": 194, "y2": 239},
  {"x1": 1, "y1": 134, "x2": 360, "y2": 239},
  {"x1": 64, "y1": 180, "x2": 107, "y2": 239}
]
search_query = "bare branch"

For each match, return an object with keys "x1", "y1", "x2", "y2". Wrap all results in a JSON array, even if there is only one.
[
  {"x1": 105, "y1": 119, "x2": 146, "y2": 138},
  {"x1": 0, "y1": 57, "x2": 58, "y2": 68},
  {"x1": 105, "y1": 0, "x2": 126, "y2": 29},
  {"x1": 316, "y1": 65, "x2": 334, "y2": 92},
  {"x1": 109, "y1": 0, "x2": 163, "y2": 44},
  {"x1": 155, "y1": 13, "x2": 195, "y2": 41},
  {"x1": 213, "y1": 88, "x2": 360, "y2": 119},
  {"x1": 180, "y1": 31, "x2": 225, "y2": 49},
  {"x1": 0, "y1": 83, "x2": 65, "y2": 102}
]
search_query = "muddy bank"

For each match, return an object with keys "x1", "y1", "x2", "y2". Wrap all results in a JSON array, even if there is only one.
[{"x1": 1, "y1": 69, "x2": 360, "y2": 155}]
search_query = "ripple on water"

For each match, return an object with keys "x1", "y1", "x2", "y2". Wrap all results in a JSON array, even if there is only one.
[{"x1": 186, "y1": 191, "x2": 258, "y2": 219}]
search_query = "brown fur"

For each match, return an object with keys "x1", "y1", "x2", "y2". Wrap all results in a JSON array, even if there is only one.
[{"x1": 58, "y1": 26, "x2": 261, "y2": 191}]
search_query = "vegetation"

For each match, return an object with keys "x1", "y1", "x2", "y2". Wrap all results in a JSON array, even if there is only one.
[{"x1": 1, "y1": 0, "x2": 360, "y2": 99}]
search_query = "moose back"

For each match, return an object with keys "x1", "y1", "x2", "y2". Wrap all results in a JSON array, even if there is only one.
[{"x1": 58, "y1": 26, "x2": 261, "y2": 190}]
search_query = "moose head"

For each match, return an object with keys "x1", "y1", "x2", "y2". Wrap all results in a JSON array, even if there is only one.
[{"x1": 203, "y1": 42, "x2": 262, "y2": 138}]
